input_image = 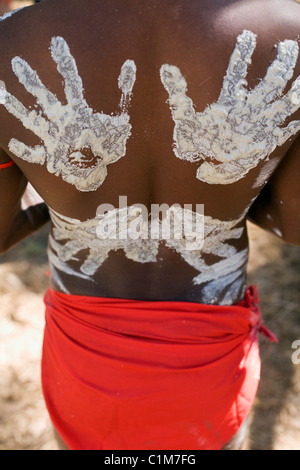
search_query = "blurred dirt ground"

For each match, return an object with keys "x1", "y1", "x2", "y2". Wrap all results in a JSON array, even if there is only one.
[
  {"x1": 0, "y1": 222, "x2": 299, "y2": 451},
  {"x1": 0, "y1": 0, "x2": 300, "y2": 452}
]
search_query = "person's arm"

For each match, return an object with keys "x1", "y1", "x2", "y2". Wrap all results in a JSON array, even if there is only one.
[
  {"x1": 0, "y1": 148, "x2": 50, "y2": 254},
  {"x1": 248, "y1": 136, "x2": 300, "y2": 246}
]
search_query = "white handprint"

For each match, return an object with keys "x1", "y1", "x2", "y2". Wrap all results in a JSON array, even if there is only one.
[
  {"x1": 160, "y1": 30, "x2": 300, "y2": 184},
  {"x1": 3, "y1": 37, "x2": 136, "y2": 191}
]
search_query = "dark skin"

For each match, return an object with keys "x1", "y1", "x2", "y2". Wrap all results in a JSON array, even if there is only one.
[
  {"x1": 248, "y1": 136, "x2": 300, "y2": 241},
  {"x1": 0, "y1": 0, "x2": 299, "y2": 450},
  {"x1": 0, "y1": 0, "x2": 299, "y2": 301}
]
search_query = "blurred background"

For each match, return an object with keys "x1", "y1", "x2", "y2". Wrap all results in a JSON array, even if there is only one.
[{"x1": 0, "y1": 0, "x2": 299, "y2": 451}]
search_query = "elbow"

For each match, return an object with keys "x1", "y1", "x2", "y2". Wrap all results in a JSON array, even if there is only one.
[
  {"x1": 268, "y1": 207, "x2": 300, "y2": 245},
  {"x1": 0, "y1": 247, "x2": 8, "y2": 256},
  {"x1": 0, "y1": 238, "x2": 11, "y2": 255},
  {"x1": 280, "y1": 234, "x2": 300, "y2": 246},
  {"x1": 275, "y1": 225, "x2": 300, "y2": 246}
]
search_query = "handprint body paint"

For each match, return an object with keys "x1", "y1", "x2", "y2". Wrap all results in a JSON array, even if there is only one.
[
  {"x1": 2, "y1": 31, "x2": 298, "y2": 305},
  {"x1": 160, "y1": 31, "x2": 300, "y2": 184},
  {"x1": 3, "y1": 37, "x2": 136, "y2": 191}
]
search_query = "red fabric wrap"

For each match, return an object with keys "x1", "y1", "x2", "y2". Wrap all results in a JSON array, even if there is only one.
[
  {"x1": 42, "y1": 286, "x2": 277, "y2": 450},
  {"x1": 0, "y1": 160, "x2": 15, "y2": 170}
]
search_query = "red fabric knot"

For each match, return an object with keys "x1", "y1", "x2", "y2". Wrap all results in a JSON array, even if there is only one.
[
  {"x1": 257, "y1": 321, "x2": 279, "y2": 343},
  {"x1": 243, "y1": 285, "x2": 261, "y2": 313},
  {"x1": 243, "y1": 286, "x2": 278, "y2": 343}
]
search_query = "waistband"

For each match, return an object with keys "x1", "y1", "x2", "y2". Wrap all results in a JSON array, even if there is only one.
[{"x1": 44, "y1": 285, "x2": 278, "y2": 345}]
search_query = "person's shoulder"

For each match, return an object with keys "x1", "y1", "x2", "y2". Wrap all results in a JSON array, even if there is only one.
[
  {"x1": 0, "y1": 6, "x2": 25, "y2": 23},
  {"x1": 0, "y1": 4, "x2": 32, "y2": 31},
  {"x1": 0, "y1": 5, "x2": 36, "y2": 52},
  {"x1": 265, "y1": 0, "x2": 300, "y2": 72},
  {"x1": 221, "y1": 0, "x2": 300, "y2": 72},
  {"x1": 274, "y1": 0, "x2": 300, "y2": 36},
  {"x1": 0, "y1": 3, "x2": 51, "y2": 74}
]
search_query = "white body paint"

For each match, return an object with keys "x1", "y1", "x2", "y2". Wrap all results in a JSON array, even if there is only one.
[
  {"x1": 252, "y1": 158, "x2": 281, "y2": 188},
  {"x1": 2, "y1": 30, "x2": 296, "y2": 304},
  {"x1": 0, "y1": 8, "x2": 25, "y2": 22},
  {"x1": 160, "y1": 30, "x2": 300, "y2": 184},
  {"x1": 3, "y1": 37, "x2": 136, "y2": 192},
  {"x1": 48, "y1": 207, "x2": 247, "y2": 304},
  {"x1": 272, "y1": 227, "x2": 283, "y2": 238}
]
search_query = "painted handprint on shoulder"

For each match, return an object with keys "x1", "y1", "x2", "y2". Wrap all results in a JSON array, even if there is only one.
[
  {"x1": 160, "y1": 30, "x2": 300, "y2": 184},
  {"x1": 3, "y1": 37, "x2": 136, "y2": 191}
]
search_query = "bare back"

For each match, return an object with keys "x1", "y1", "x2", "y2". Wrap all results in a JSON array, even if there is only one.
[{"x1": 0, "y1": 0, "x2": 299, "y2": 303}]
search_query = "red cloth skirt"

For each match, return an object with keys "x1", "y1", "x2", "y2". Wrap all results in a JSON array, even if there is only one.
[{"x1": 42, "y1": 286, "x2": 277, "y2": 450}]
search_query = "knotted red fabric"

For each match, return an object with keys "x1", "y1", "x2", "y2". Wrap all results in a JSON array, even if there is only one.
[{"x1": 42, "y1": 286, "x2": 277, "y2": 450}]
